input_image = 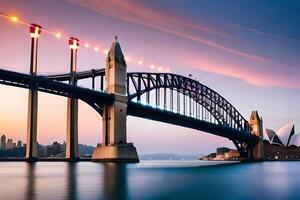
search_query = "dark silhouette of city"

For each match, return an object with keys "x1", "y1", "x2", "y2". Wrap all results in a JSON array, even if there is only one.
[{"x1": 0, "y1": 134, "x2": 94, "y2": 158}]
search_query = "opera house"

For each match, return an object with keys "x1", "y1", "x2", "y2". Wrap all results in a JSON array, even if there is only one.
[{"x1": 265, "y1": 123, "x2": 300, "y2": 160}]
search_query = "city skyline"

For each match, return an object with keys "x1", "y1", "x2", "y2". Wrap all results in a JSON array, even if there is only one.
[
  {"x1": 0, "y1": 0, "x2": 299, "y2": 154},
  {"x1": 0, "y1": 132, "x2": 94, "y2": 148},
  {"x1": 0, "y1": 134, "x2": 23, "y2": 150}
]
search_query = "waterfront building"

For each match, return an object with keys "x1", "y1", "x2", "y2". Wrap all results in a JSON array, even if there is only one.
[
  {"x1": 200, "y1": 148, "x2": 241, "y2": 160},
  {"x1": 216, "y1": 147, "x2": 230, "y2": 155},
  {"x1": 52, "y1": 142, "x2": 62, "y2": 154},
  {"x1": 1, "y1": 134, "x2": 6, "y2": 150},
  {"x1": 225, "y1": 150, "x2": 240, "y2": 160},
  {"x1": 264, "y1": 141, "x2": 300, "y2": 160},
  {"x1": 265, "y1": 123, "x2": 300, "y2": 159}
]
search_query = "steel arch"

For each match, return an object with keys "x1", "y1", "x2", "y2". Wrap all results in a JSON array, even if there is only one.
[{"x1": 127, "y1": 72, "x2": 249, "y2": 132}]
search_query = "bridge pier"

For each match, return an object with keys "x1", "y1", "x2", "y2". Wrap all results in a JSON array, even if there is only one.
[
  {"x1": 92, "y1": 39, "x2": 139, "y2": 162},
  {"x1": 26, "y1": 89, "x2": 38, "y2": 161},
  {"x1": 66, "y1": 98, "x2": 79, "y2": 161},
  {"x1": 26, "y1": 24, "x2": 41, "y2": 161},
  {"x1": 249, "y1": 111, "x2": 264, "y2": 160},
  {"x1": 66, "y1": 38, "x2": 79, "y2": 161}
]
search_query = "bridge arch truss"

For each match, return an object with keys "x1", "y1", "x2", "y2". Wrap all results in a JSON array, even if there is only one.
[{"x1": 127, "y1": 72, "x2": 250, "y2": 132}]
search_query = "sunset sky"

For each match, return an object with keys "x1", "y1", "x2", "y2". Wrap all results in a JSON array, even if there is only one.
[{"x1": 0, "y1": 0, "x2": 299, "y2": 154}]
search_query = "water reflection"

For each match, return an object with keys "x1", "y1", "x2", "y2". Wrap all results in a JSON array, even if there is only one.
[
  {"x1": 102, "y1": 163, "x2": 128, "y2": 200},
  {"x1": 66, "y1": 163, "x2": 78, "y2": 200},
  {"x1": 3, "y1": 161, "x2": 300, "y2": 200},
  {"x1": 26, "y1": 163, "x2": 36, "y2": 200},
  {"x1": 23, "y1": 162, "x2": 128, "y2": 200}
]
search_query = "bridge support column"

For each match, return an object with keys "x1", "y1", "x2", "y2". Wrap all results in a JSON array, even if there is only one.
[
  {"x1": 26, "y1": 24, "x2": 42, "y2": 161},
  {"x1": 249, "y1": 111, "x2": 265, "y2": 160},
  {"x1": 66, "y1": 98, "x2": 79, "y2": 161},
  {"x1": 66, "y1": 38, "x2": 79, "y2": 161},
  {"x1": 92, "y1": 38, "x2": 139, "y2": 162},
  {"x1": 26, "y1": 90, "x2": 38, "y2": 161}
]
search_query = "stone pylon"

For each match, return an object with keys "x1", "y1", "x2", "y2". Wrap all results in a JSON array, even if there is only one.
[
  {"x1": 249, "y1": 111, "x2": 265, "y2": 160},
  {"x1": 92, "y1": 39, "x2": 139, "y2": 162}
]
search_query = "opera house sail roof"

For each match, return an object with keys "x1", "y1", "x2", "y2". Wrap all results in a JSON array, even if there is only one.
[
  {"x1": 290, "y1": 134, "x2": 300, "y2": 147},
  {"x1": 266, "y1": 123, "x2": 297, "y2": 147}
]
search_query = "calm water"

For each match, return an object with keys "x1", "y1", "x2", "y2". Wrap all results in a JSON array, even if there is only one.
[{"x1": 0, "y1": 161, "x2": 299, "y2": 200}]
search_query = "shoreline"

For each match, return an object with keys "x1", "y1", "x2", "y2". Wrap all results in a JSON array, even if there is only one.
[{"x1": 0, "y1": 158, "x2": 300, "y2": 162}]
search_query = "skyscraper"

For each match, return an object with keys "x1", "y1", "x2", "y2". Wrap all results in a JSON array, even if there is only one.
[
  {"x1": 7, "y1": 139, "x2": 13, "y2": 149},
  {"x1": 17, "y1": 140, "x2": 22, "y2": 148},
  {"x1": 1, "y1": 135, "x2": 6, "y2": 150}
]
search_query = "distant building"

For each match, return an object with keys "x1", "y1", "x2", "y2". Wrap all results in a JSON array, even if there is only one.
[
  {"x1": 38, "y1": 142, "x2": 64, "y2": 157},
  {"x1": 17, "y1": 140, "x2": 22, "y2": 148},
  {"x1": 6, "y1": 139, "x2": 13, "y2": 149},
  {"x1": 200, "y1": 147, "x2": 239, "y2": 160},
  {"x1": 52, "y1": 142, "x2": 62, "y2": 155},
  {"x1": 225, "y1": 150, "x2": 240, "y2": 160},
  {"x1": 216, "y1": 147, "x2": 230, "y2": 155},
  {"x1": 1, "y1": 134, "x2": 6, "y2": 150}
]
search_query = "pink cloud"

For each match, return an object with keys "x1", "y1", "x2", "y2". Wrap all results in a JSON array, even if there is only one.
[
  {"x1": 66, "y1": 0, "x2": 277, "y2": 65},
  {"x1": 229, "y1": 23, "x2": 300, "y2": 42},
  {"x1": 189, "y1": 59, "x2": 300, "y2": 89}
]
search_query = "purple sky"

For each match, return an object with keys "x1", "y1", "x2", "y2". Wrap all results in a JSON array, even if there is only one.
[{"x1": 0, "y1": 0, "x2": 299, "y2": 154}]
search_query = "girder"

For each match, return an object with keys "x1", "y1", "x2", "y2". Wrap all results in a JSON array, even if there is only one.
[
  {"x1": 0, "y1": 69, "x2": 113, "y2": 115},
  {"x1": 128, "y1": 102, "x2": 258, "y2": 146}
]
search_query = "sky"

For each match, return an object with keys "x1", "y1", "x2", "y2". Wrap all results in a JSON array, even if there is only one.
[{"x1": 0, "y1": 0, "x2": 299, "y2": 154}]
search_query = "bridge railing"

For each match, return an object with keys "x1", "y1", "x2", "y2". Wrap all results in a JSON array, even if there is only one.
[{"x1": 46, "y1": 68, "x2": 106, "y2": 92}]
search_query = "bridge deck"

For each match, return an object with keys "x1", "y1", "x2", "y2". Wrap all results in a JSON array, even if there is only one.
[
  {"x1": 127, "y1": 102, "x2": 258, "y2": 144},
  {"x1": 0, "y1": 69, "x2": 114, "y2": 105}
]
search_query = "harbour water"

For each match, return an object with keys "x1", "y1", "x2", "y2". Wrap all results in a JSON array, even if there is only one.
[{"x1": 0, "y1": 161, "x2": 299, "y2": 200}]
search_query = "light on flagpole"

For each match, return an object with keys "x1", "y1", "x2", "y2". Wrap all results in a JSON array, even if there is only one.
[
  {"x1": 55, "y1": 32, "x2": 61, "y2": 38},
  {"x1": 69, "y1": 37, "x2": 79, "y2": 50},
  {"x1": 0, "y1": 11, "x2": 170, "y2": 76},
  {"x1": 68, "y1": 37, "x2": 79, "y2": 76},
  {"x1": 11, "y1": 16, "x2": 18, "y2": 23},
  {"x1": 30, "y1": 24, "x2": 42, "y2": 38}
]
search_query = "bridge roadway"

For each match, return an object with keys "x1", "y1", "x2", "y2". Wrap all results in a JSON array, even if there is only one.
[
  {"x1": 0, "y1": 68, "x2": 258, "y2": 148},
  {"x1": 0, "y1": 69, "x2": 112, "y2": 114}
]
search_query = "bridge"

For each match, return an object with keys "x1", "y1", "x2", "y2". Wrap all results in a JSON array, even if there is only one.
[{"x1": 0, "y1": 24, "x2": 264, "y2": 162}]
